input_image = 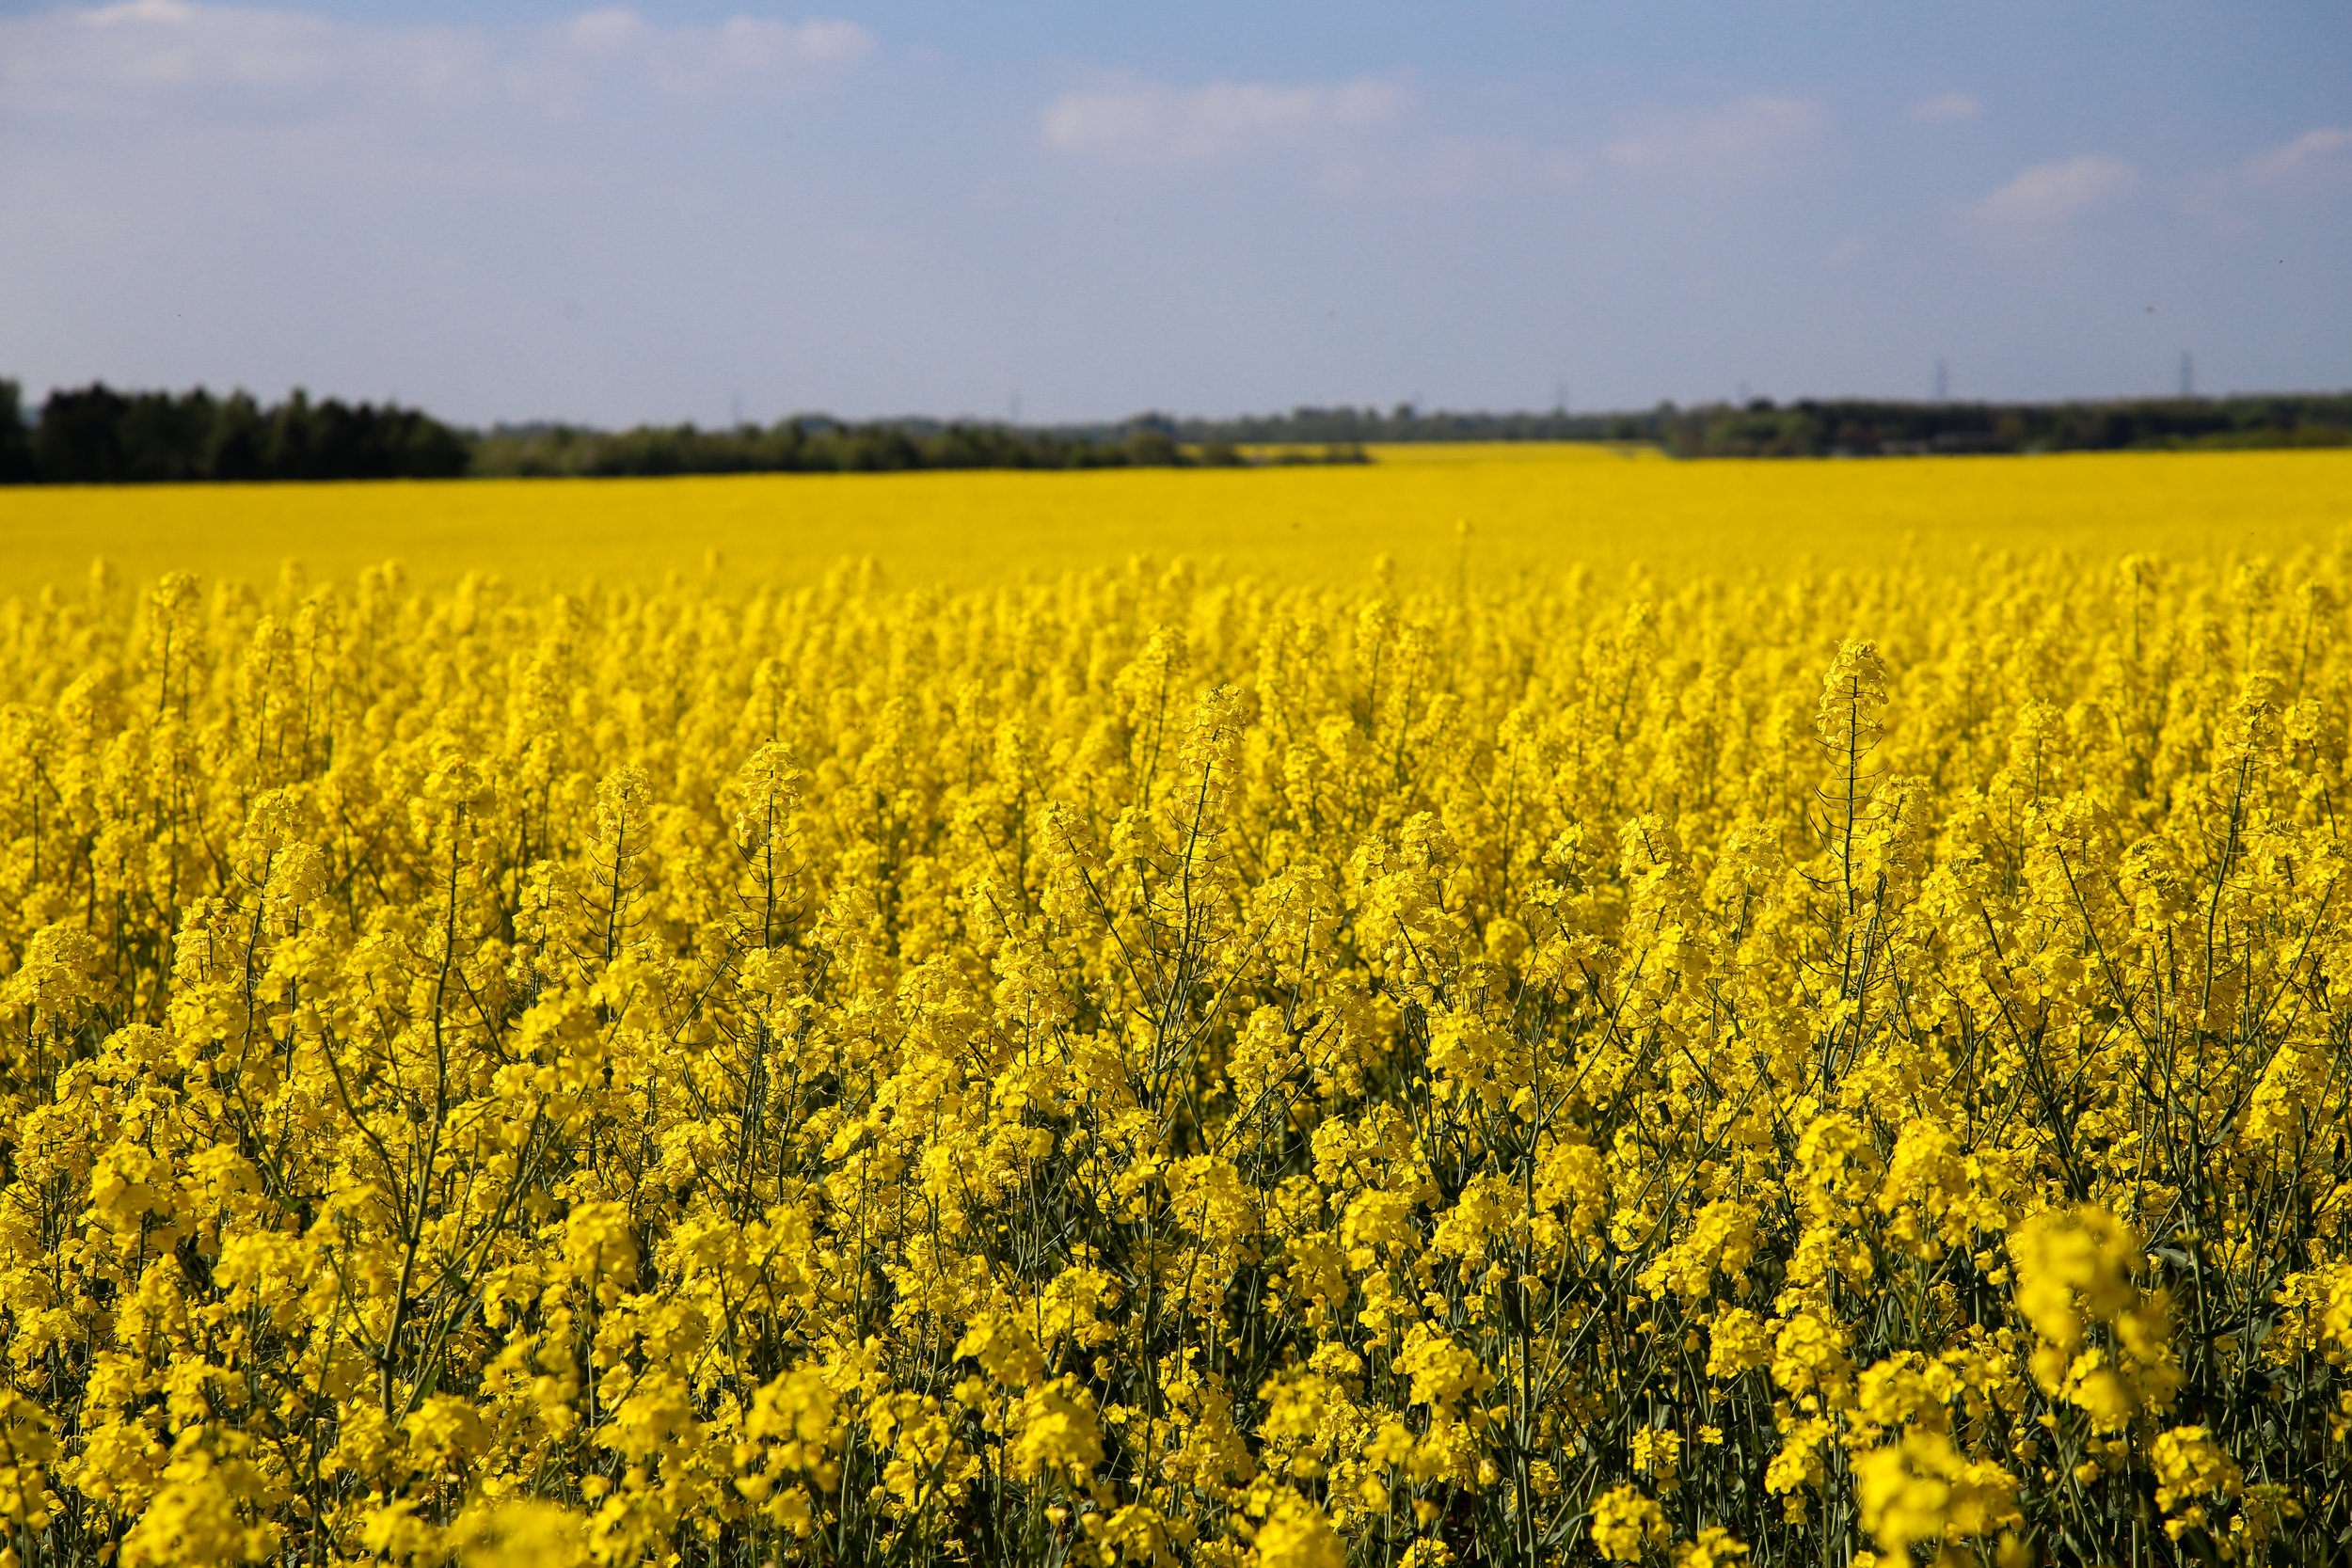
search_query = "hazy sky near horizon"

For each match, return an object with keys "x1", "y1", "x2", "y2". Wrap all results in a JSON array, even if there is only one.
[{"x1": 3, "y1": 1, "x2": 2348, "y2": 427}]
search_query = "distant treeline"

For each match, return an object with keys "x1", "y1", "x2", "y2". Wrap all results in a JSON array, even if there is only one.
[
  {"x1": 8, "y1": 378, "x2": 2352, "y2": 483},
  {"x1": 1171, "y1": 404, "x2": 1654, "y2": 445},
  {"x1": 469, "y1": 418, "x2": 1363, "y2": 477},
  {"x1": 0, "y1": 381, "x2": 469, "y2": 483},
  {"x1": 1650, "y1": 392, "x2": 2352, "y2": 458},
  {"x1": 0, "y1": 380, "x2": 1359, "y2": 483},
  {"x1": 1170, "y1": 394, "x2": 2352, "y2": 455}
]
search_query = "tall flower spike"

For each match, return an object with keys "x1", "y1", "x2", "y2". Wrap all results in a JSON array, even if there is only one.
[
  {"x1": 1816, "y1": 637, "x2": 1890, "y2": 897},
  {"x1": 1815, "y1": 638, "x2": 1889, "y2": 775}
]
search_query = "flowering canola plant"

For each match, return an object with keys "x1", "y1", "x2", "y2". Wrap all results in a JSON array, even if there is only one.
[
  {"x1": 1, "y1": 537, "x2": 2350, "y2": 1566},
  {"x1": 4, "y1": 446, "x2": 2346, "y2": 599}
]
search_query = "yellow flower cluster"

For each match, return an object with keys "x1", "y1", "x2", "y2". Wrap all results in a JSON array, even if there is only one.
[{"x1": 0, "y1": 538, "x2": 2347, "y2": 1566}]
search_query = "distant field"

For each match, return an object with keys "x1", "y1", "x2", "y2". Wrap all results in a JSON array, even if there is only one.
[{"x1": 2, "y1": 444, "x2": 2347, "y2": 598}]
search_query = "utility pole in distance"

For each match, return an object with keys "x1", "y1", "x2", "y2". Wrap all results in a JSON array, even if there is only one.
[
  {"x1": 1934, "y1": 358, "x2": 1949, "y2": 402},
  {"x1": 2179, "y1": 351, "x2": 2195, "y2": 399}
]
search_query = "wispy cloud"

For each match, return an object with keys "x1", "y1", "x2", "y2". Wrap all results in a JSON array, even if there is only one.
[
  {"x1": 1971, "y1": 154, "x2": 2136, "y2": 230},
  {"x1": 1041, "y1": 80, "x2": 1831, "y2": 199},
  {"x1": 3, "y1": 1, "x2": 393, "y2": 110},
  {"x1": 1601, "y1": 95, "x2": 1825, "y2": 175},
  {"x1": 0, "y1": 2, "x2": 872, "y2": 121},
  {"x1": 1908, "y1": 92, "x2": 1980, "y2": 125},
  {"x1": 1041, "y1": 75, "x2": 1410, "y2": 165},
  {"x1": 2246, "y1": 125, "x2": 2352, "y2": 182},
  {"x1": 541, "y1": 8, "x2": 868, "y2": 103}
]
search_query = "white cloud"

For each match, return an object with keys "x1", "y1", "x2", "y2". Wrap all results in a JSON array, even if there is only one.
[
  {"x1": 0, "y1": 2, "x2": 871, "y2": 120},
  {"x1": 723, "y1": 16, "x2": 868, "y2": 68},
  {"x1": 1972, "y1": 154, "x2": 2136, "y2": 229},
  {"x1": 1041, "y1": 75, "x2": 1410, "y2": 165},
  {"x1": 563, "y1": 7, "x2": 645, "y2": 53},
  {"x1": 1909, "y1": 92, "x2": 1980, "y2": 124},
  {"x1": 538, "y1": 9, "x2": 869, "y2": 103},
  {"x1": 0, "y1": 1, "x2": 351, "y2": 106},
  {"x1": 83, "y1": 0, "x2": 199, "y2": 22},
  {"x1": 1602, "y1": 95, "x2": 1824, "y2": 174},
  {"x1": 2247, "y1": 126, "x2": 2352, "y2": 182},
  {"x1": 553, "y1": 8, "x2": 868, "y2": 86}
]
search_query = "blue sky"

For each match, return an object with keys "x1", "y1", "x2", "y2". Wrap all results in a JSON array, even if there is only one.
[{"x1": 3, "y1": 1, "x2": 2347, "y2": 425}]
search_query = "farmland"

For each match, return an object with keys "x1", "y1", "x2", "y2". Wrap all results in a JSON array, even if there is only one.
[
  {"x1": 3, "y1": 446, "x2": 2348, "y2": 596},
  {"x1": 2, "y1": 446, "x2": 2352, "y2": 1565}
]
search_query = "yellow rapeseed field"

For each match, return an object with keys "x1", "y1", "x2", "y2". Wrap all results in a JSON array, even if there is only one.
[
  {"x1": 3, "y1": 446, "x2": 2352, "y2": 1567},
  {"x1": 4, "y1": 445, "x2": 2348, "y2": 594}
]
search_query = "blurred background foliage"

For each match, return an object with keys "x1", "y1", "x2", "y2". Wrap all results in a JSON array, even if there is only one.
[{"x1": 4, "y1": 378, "x2": 2347, "y2": 486}]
